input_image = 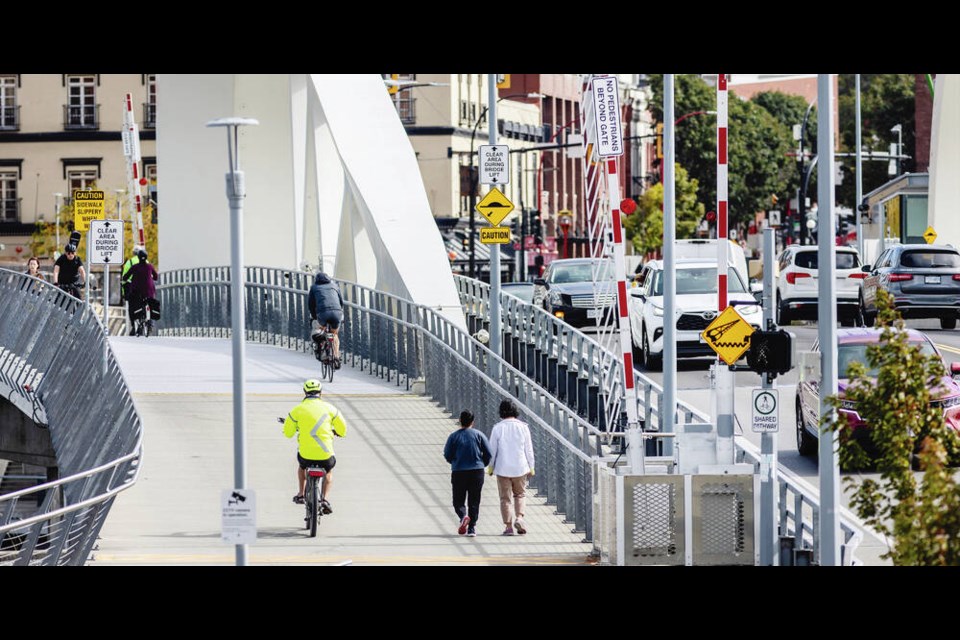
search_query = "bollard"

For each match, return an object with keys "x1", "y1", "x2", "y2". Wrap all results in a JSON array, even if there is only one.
[
  {"x1": 566, "y1": 370, "x2": 578, "y2": 410},
  {"x1": 779, "y1": 536, "x2": 796, "y2": 566},
  {"x1": 503, "y1": 331, "x2": 513, "y2": 365},
  {"x1": 587, "y1": 384, "x2": 599, "y2": 424},
  {"x1": 556, "y1": 362, "x2": 568, "y2": 400},
  {"x1": 525, "y1": 343, "x2": 536, "y2": 378},
  {"x1": 547, "y1": 356, "x2": 558, "y2": 395},
  {"x1": 577, "y1": 377, "x2": 588, "y2": 417},
  {"x1": 793, "y1": 548, "x2": 814, "y2": 566}
]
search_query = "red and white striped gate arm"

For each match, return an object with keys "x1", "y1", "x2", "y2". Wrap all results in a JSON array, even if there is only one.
[
  {"x1": 716, "y1": 74, "x2": 728, "y2": 311},
  {"x1": 581, "y1": 75, "x2": 639, "y2": 427},
  {"x1": 123, "y1": 93, "x2": 146, "y2": 247}
]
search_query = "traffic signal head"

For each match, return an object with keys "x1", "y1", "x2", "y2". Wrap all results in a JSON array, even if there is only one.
[
  {"x1": 746, "y1": 329, "x2": 795, "y2": 376},
  {"x1": 656, "y1": 122, "x2": 664, "y2": 160}
]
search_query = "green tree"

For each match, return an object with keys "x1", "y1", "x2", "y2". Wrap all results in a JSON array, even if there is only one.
[
  {"x1": 837, "y1": 74, "x2": 916, "y2": 208},
  {"x1": 623, "y1": 163, "x2": 703, "y2": 256},
  {"x1": 648, "y1": 75, "x2": 794, "y2": 227},
  {"x1": 824, "y1": 288, "x2": 960, "y2": 565},
  {"x1": 751, "y1": 90, "x2": 818, "y2": 199}
]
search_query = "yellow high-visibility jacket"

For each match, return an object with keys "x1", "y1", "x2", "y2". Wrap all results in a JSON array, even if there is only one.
[{"x1": 283, "y1": 396, "x2": 346, "y2": 460}]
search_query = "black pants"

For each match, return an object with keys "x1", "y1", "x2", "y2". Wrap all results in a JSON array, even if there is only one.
[{"x1": 451, "y1": 469, "x2": 484, "y2": 526}]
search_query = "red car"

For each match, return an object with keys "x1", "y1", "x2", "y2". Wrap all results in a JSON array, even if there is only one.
[{"x1": 795, "y1": 327, "x2": 960, "y2": 459}]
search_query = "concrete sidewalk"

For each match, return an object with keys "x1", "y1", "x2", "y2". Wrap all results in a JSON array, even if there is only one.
[{"x1": 92, "y1": 337, "x2": 595, "y2": 566}]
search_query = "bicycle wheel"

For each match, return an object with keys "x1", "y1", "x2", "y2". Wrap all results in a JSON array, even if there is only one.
[
  {"x1": 308, "y1": 476, "x2": 319, "y2": 538},
  {"x1": 325, "y1": 356, "x2": 335, "y2": 383}
]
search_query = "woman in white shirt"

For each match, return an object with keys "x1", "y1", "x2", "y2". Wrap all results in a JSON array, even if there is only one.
[{"x1": 488, "y1": 399, "x2": 535, "y2": 536}]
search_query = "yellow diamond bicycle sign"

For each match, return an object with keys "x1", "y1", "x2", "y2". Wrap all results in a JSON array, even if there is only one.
[
  {"x1": 476, "y1": 187, "x2": 515, "y2": 227},
  {"x1": 924, "y1": 226, "x2": 937, "y2": 244},
  {"x1": 701, "y1": 306, "x2": 755, "y2": 366}
]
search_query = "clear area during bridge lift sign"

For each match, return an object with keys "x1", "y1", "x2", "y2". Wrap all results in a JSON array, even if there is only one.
[
  {"x1": 480, "y1": 144, "x2": 509, "y2": 185},
  {"x1": 90, "y1": 219, "x2": 124, "y2": 265}
]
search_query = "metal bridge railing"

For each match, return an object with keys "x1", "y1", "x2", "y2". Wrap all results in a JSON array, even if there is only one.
[
  {"x1": 0, "y1": 269, "x2": 142, "y2": 566},
  {"x1": 454, "y1": 274, "x2": 864, "y2": 565},
  {"x1": 158, "y1": 266, "x2": 605, "y2": 540}
]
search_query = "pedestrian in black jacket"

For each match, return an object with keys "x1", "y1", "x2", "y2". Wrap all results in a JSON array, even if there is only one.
[{"x1": 443, "y1": 410, "x2": 491, "y2": 537}]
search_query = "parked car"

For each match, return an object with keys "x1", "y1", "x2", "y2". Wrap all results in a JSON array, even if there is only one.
[
  {"x1": 859, "y1": 243, "x2": 960, "y2": 329},
  {"x1": 500, "y1": 281, "x2": 535, "y2": 304},
  {"x1": 628, "y1": 258, "x2": 762, "y2": 371},
  {"x1": 533, "y1": 258, "x2": 616, "y2": 328},
  {"x1": 775, "y1": 245, "x2": 864, "y2": 325},
  {"x1": 795, "y1": 327, "x2": 960, "y2": 460}
]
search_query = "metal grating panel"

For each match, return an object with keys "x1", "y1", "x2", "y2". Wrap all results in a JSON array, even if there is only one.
[
  {"x1": 692, "y1": 475, "x2": 755, "y2": 566},
  {"x1": 624, "y1": 475, "x2": 684, "y2": 566}
]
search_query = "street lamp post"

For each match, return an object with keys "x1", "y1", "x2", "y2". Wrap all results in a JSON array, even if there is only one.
[
  {"x1": 385, "y1": 79, "x2": 449, "y2": 121},
  {"x1": 206, "y1": 115, "x2": 259, "y2": 567},
  {"x1": 469, "y1": 91, "x2": 542, "y2": 279},
  {"x1": 890, "y1": 123, "x2": 903, "y2": 176},
  {"x1": 53, "y1": 193, "x2": 63, "y2": 255},
  {"x1": 796, "y1": 100, "x2": 817, "y2": 245}
]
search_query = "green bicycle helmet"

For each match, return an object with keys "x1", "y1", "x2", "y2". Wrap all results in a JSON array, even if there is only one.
[{"x1": 303, "y1": 379, "x2": 322, "y2": 394}]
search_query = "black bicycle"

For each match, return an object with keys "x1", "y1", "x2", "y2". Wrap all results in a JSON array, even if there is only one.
[
  {"x1": 303, "y1": 463, "x2": 327, "y2": 537},
  {"x1": 312, "y1": 328, "x2": 336, "y2": 383},
  {"x1": 131, "y1": 296, "x2": 161, "y2": 338}
]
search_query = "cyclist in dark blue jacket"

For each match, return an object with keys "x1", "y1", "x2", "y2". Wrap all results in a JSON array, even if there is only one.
[
  {"x1": 308, "y1": 272, "x2": 344, "y2": 368},
  {"x1": 442, "y1": 410, "x2": 491, "y2": 537}
]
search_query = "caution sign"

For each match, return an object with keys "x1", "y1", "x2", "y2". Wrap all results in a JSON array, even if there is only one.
[
  {"x1": 73, "y1": 190, "x2": 105, "y2": 231},
  {"x1": 701, "y1": 306, "x2": 755, "y2": 366},
  {"x1": 476, "y1": 187, "x2": 515, "y2": 227},
  {"x1": 924, "y1": 226, "x2": 937, "y2": 244},
  {"x1": 480, "y1": 226, "x2": 510, "y2": 244}
]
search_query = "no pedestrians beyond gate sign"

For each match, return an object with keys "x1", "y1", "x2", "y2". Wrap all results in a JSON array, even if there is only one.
[{"x1": 90, "y1": 219, "x2": 124, "y2": 265}]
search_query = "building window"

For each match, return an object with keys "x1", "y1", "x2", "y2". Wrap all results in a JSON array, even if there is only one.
[
  {"x1": 67, "y1": 169, "x2": 98, "y2": 200},
  {"x1": 65, "y1": 75, "x2": 98, "y2": 129},
  {"x1": 0, "y1": 75, "x2": 18, "y2": 131},
  {"x1": 145, "y1": 163, "x2": 157, "y2": 182},
  {"x1": 144, "y1": 74, "x2": 157, "y2": 129},
  {"x1": 0, "y1": 171, "x2": 18, "y2": 222}
]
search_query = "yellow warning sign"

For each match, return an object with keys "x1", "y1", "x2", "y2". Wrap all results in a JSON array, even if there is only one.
[
  {"x1": 924, "y1": 226, "x2": 937, "y2": 244},
  {"x1": 701, "y1": 306, "x2": 755, "y2": 366},
  {"x1": 476, "y1": 187, "x2": 515, "y2": 227},
  {"x1": 480, "y1": 226, "x2": 511, "y2": 244},
  {"x1": 73, "y1": 190, "x2": 105, "y2": 231}
]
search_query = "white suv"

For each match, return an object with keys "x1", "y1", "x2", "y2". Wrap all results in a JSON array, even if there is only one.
[
  {"x1": 775, "y1": 245, "x2": 863, "y2": 325},
  {"x1": 628, "y1": 259, "x2": 762, "y2": 371}
]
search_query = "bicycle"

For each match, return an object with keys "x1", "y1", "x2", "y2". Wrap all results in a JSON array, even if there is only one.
[
  {"x1": 131, "y1": 296, "x2": 161, "y2": 338},
  {"x1": 278, "y1": 416, "x2": 326, "y2": 537},
  {"x1": 312, "y1": 327, "x2": 336, "y2": 383},
  {"x1": 56, "y1": 281, "x2": 84, "y2": 301}
]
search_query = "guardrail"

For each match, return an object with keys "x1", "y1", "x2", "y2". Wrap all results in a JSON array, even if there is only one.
[
  {"x1": 158, "y1": 266, "x2": 605, "y2": 539},
  {"x1": 454, "y1": 274, "x2": 864, "y2": 565},
  {"x1": 0, "y1": 270, "x2": 142, "y2": 566}
]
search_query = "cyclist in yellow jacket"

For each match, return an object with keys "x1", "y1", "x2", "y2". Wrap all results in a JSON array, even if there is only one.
[{"x1": 283, "y1": 379, "x2": 347, "y2": 514}]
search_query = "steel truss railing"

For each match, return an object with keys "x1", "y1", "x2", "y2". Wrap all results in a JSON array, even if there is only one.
[
  {"x1": 0, "y1": 269, "x2": 142, "y2": 566},
  {"x1": 158, "y1": 266, "x2": 603, "y2": 541},
  {"x1": 453, "y1": 274, "x2": 863, "y2": 564}
]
